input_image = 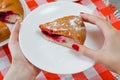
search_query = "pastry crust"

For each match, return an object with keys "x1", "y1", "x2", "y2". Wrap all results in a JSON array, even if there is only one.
[
  {"x1": 0, "y1": 21, "x2": 10, "y2": 42},
  {"x1": 0, "y1": 0, "x2": 24, "y2": 23},
  {"x1": 39, "y1": 15, "x2": 86, "y2": 45}
]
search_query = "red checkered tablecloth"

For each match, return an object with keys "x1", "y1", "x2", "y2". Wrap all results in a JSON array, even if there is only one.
[{"x1": 0, "y1": 0, "x2": 120, "y2": 80}]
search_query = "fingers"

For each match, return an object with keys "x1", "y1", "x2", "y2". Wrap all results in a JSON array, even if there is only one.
[
  {"x1": 80, "y1": 13, "x2": 113, "y2": 36},
  {"x1": 72, "y1": 44, "x2": 101, "y2": 61},
  {"x1": 9, "y1": 21, "x2": 21, "y2": 44}
]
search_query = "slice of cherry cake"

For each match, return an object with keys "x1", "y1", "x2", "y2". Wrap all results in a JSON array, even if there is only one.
[{"x1": 39, "y1": 15, "x2": 86, "y2": 48}]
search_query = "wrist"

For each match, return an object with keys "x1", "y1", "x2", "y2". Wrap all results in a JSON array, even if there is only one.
[
  {"x1": 13, "y1": 59, "x2": 40, "y2": 76},
  {"x1": 4, "y1": 62, "x2": 39, "y2": 80}
]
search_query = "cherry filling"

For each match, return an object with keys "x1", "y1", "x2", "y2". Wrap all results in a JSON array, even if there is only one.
[
  {"x1": 0, "y1": 11, "x2": 18, "y2": 23},
  {"x1": 0, "y1": 11, "x2": 13, "y2": 21},
  {"x1": 42, "y1": 30, "x2": 66, "y2": 43}
]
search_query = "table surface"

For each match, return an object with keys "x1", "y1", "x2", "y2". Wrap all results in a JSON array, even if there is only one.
[{"x1": 110, "y1": 0, "x2": 120, "y2": 9}]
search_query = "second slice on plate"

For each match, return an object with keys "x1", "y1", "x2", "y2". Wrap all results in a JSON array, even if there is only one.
[
  {"x1": 0, "y1": 0, "x2": 24, "y2": 24},
  {"x1": 0, "y1": 21, "x2": 10, "y2": 42}
]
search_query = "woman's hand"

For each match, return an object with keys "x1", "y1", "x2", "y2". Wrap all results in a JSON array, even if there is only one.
[
  {"x1": 4, "y1": 21, "x2": 41, "y2": 80},
  {"x1": 72, "y1": 13, "x2": 120, "y2": 74}
]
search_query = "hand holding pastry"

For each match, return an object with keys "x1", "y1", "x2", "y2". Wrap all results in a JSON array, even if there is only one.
[{"x1": 72, "y1": 13, "x2": 120, "y2": 74}]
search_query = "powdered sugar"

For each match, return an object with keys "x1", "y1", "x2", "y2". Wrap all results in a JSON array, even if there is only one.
[
  {"x1": 53, "y1": 27, "x2": 68, "y2": 31},
  {"x1": 70, "y1": 18, "x2": 76, "y2": 28},
  {"x1": 69, "y1": 17, "x2": 83, "y2": 30},
  {"x1": 46, "y1": 26, "x2": 51, "y2": 29},
  {"x1": 46, "y1": 16, "x2": 85, "y2": 31},
  {"x1": 46, "y1": 25, "x2": 68, "y2": 31},
  {"x1": 76, "y1": 27, "x2": 85, "y2": 31},
  {"x1": 52, "y1": 22, "x2": 57, "y2": 26}
]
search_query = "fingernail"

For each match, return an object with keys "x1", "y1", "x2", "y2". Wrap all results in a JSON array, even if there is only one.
[
  {"x1": 80, "y1": 12, "x2": 84, "y2": 14},
  {"x1": 96, "y1": 8, "x2": 99, "y2": 11},
  {"x1": 72, "y1": 44, "x2": 79, "y2": 51}
]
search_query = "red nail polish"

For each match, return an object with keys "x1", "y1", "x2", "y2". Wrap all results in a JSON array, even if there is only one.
[
  {"x1": 96, "y1": 8, "x2": 99, "y2": 11},
  {"x1": 80, "y1": 12, "x2": 84, "y2": 14},
  {"x1": 72, "y1": 44, "x2": 79, "y2": 51}
]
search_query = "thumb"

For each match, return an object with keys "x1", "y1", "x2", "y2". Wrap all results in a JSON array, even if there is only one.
[{"x1": 72, "y1": 44, "x2": 100, "y2": 61}]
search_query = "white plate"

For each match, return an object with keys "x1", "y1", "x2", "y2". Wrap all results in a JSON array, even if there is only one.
[
  {"x1": 19, "y1": 1, "x2": 104, "y2": 74},
  {"x1": 0, "y1": 0, "x2": 30, "y2": 47}
]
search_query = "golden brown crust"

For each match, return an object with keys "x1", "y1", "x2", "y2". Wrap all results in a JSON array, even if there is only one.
[
  {"x1": 39, "y1": 15, "x2": 86, "y2": 44},
  {"x1": 0, "y1": 21, "x2": 10, "y2": 42},
  {"x1": 0, "y1": 0, "x2": 24, "y2": 21}
]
